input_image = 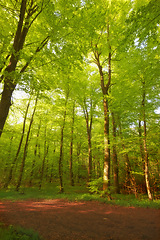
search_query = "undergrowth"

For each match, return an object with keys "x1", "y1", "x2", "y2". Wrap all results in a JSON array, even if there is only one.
[
  {"x1": 0, "y1": 183, "x2": 159, "y2": 209},
  {"x1": 0, "y1": 224, "x2": 43, "y2": 240}
]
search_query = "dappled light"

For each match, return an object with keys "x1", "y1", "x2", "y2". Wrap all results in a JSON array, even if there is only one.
[
  {"x1": 0, "y1": 0, "x2": 160, "y2": 239},
  {"x1": 0, "y1": 199, "x2": 160, "y2": 240}
]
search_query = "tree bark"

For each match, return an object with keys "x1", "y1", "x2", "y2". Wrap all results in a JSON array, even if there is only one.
[
  {"x1": 142, "y1": 81, "x2": 153, "y2": 200},
  {"x1": 69, "y1": 102, "x2": 75, "y2": 186},
  {"x1": 29, "y1": 120, "x2": 41, "y2": 187},
  {"x1": 76, "y1": 142, "x2": 81, "y2": 183},
  {"x1": 59, "y1": 91, "x2": 69, "y2": 193},
  {"x1": 83, "y1": 99, "x2": 93, "y2": 183},
  {"x1": 138, "y1": 120, "x2": 147, "y2": 193},
  {"x1": 118, "y1": 119, "x2": 138, "y2": 197},
  {"x1": 39, "y1": 125, "x2": 49, "y2": 190},
  {"x1": 92, "y1": 29, "x2": 111, "y2": 191},
  {"x1": 111, "y1": 112, "x2": 120, "y2": 194},
  {"x1": 103, "y1": 96, "x2": 110, "y2": 190},
  {"x1": 49, "y1": 148, "x2": 56, "y2": 183}
]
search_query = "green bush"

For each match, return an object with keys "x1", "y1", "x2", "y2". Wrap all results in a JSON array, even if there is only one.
[
  {"x1": 88, "y1": 177, "x2": 104, "y2": 194},
  {"x1": 0, "y1": 224, "x2": 43, "y2": 240}
]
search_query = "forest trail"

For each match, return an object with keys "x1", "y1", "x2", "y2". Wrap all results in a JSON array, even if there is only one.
[{"x1": 0, "y1": 199, "x2": 160, "y2": 240}]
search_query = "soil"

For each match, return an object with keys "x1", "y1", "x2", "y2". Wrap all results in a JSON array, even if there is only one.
[{"x1": 0, "y1": 199, "x2": 160, "y2": 240}]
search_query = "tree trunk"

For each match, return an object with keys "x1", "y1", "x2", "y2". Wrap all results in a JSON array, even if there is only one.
[
  {"x1": 118, "y1": 119, "x2": 138, "y2": 197},
  {"x1": 59, "y1": 92, "x2": 69, "y2": 193},
  {"x1": 92, "y1": 25, "x2": 111, "y2": 191},
  {"x1": 39, "y1": 126, "x2": 49, "y2": 190},
  {"x1": 111, "y1": 112, "x2": 120, "y2": 194},
  {"x1": 69, "y1": 102, "x2": 75, "y2": 186},
  {"x1": 83, "y1": 99, "x2": 93, "y2": 183},
  {"x1": 4, "y1": 136, "x2": 13, "y2": 174},
  {"x1": 49, "y1": 148, "x2": 56, "y2": 183},
  {"x1": 142, "y1": 81, "x2": 153, "y2": 200},
  {"x1": 16, "y1": 95, "x2": 38, "y2": 191},
  {"x1": 138, "y1": 120, "x2": 147, "y2": 193},
  {"x1": 0, "y1": 83, "x2": 16, "y2": 137},
  {"x1": 4, "y1": 100, "x2": 30, "y2": 188},
  {"x1": 103, "y1": 97, "x2": 110, "y2": 190},
  {"x1": 0, "y1": 0, "x2": 27, "y2": 136},
  {"x1": 29, "y1": 120, "x2": 41, "y2": 187},
  {"x1": 76, "y1": 142, "x2": 81, "y2": 183}
]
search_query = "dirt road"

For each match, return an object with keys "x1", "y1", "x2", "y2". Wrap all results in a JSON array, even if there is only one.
[{"x1": 0, "y1": 199, "x2": 160, "y2": 240}]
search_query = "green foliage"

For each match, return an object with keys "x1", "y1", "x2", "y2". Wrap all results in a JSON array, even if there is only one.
[
  {"x1": 0, "y1": 224, "x2": 42, "y2": 240},
  {"x1": 0, "y1": 185, "x2": 160, "y2": 209},
  {"x1": 88, "y1": 177, "x2": 103, "y2": 194},
  {"x1": 0, "y1": 0, "x2": 159, "y2": 201}
]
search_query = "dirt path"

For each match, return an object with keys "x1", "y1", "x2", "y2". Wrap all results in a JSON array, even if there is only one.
[{"x1": 0, "y1": 199, "x2": 160, "y2": 240}]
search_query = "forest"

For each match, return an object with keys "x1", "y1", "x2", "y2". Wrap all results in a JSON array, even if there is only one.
[{"x1": 0, "y1": 0, "x2": 160, "y2": 202}]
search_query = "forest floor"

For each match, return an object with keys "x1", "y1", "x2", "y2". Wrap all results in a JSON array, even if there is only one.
[{"x1": 0, "y1": 199, "x2": 160, "y2": 240}]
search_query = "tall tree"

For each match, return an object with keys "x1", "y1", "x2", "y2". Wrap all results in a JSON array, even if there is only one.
[
  {"x1": 29, "y1": 120, "x2": 41, "y2": 187},
  {"x1": 141, "y1": 79, "x2": 153, "y2": 200},
  {"x1": 59, "y1": 88, "x2": 69, "y2": 193},
  {"x1": 83, "y1": 98, "x2": 93, "y2": 183},
  {"x1": 39, "y1": 125, "x2": 49, "y2": 190},
  {"x1": 92, "y1": 36, "x2": 111, "y2": 190},
  {"x1": 0, "y1": 0, "x2": 49, "y2": 136},
  {"x1": 69, "y1": 101, "x2": 75, "y2": 186},
  {"x1": 111, "y1": 112, "x2": 120, "y2": 194}
]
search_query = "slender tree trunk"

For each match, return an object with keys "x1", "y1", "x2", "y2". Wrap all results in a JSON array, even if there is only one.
[
  {"x1": 49, "y1": 148, "x2": 55, "y2": 183},
  {"x1": 76, "y1": 142, "x2": 81, "y2": 183},
  {"x1": 103, "y1": 97, "x2": 110, "y2": 190},
  {"x1": 29, "y1": 120, "x2": 41, "y2": 187},
  {"x1": 59, "y1": 118, "x2": 66, "y2": 193},
  {"x1": 4, "y1": 136, "x2": 13, "y2": 174},
  {"x1": 69, "y1": 102, "x2": 75, "y2": 186},
  {"x1": 142, "y1": 81, "x2": 153, "y2": 200},
  {"x1": 97, "y1": 160, "x2": 101, "y2": 178},
  {"x1": 111, "y1": 112, "x2": 120, "y2": 194},
  {"x1": 4, "y1": 100, "x2": 30, "y2": 188},
  {"x1": 16, "y1": 95, "x2": 38, "y2": 191},
  {"x1": 39, "y1": 126, "x2": 49, "y2": 190},
  {"x1": 143, "y1": 122, "x2": 152, "y2": 200},
  {"x1": 138, "y1": 120, "x2": 147, "y2": 193},
  {"x1": 59, "y1": 92, "x2": 69, "y2": 193},
  {"x1": 118, "y1": 120, "x2": 138, "y2": 197},
  {"x1": 83, "y1": 99, "x2": 93, "y2": 183},
  {"x1": 92, "y1": 26, "x2": 111, "y2": 191}
]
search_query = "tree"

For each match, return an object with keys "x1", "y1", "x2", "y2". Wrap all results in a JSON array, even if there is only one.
[
  {"x1": 69, "y1": 101, "x2": 75, "y2": 186},
  {"x1": 0, "y1": 0, "x2": 50, "y2": 136},
  {"x1": 111, "y1": 112, "x2": 120, "y2": 194},
  {"x1": 58, "y1": 88, "x2": 69, "y2": 193},
  {"x1": 83, "y1": 98, "x2": 93, "y2": 183}
]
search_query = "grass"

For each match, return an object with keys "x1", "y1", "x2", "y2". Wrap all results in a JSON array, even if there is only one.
[
  {"x1": 0, "y1": 224, "x2": 43, "y2": 240},
  {"x1": 0, "y1": 183, "x2": 160, "y2": 209}
]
